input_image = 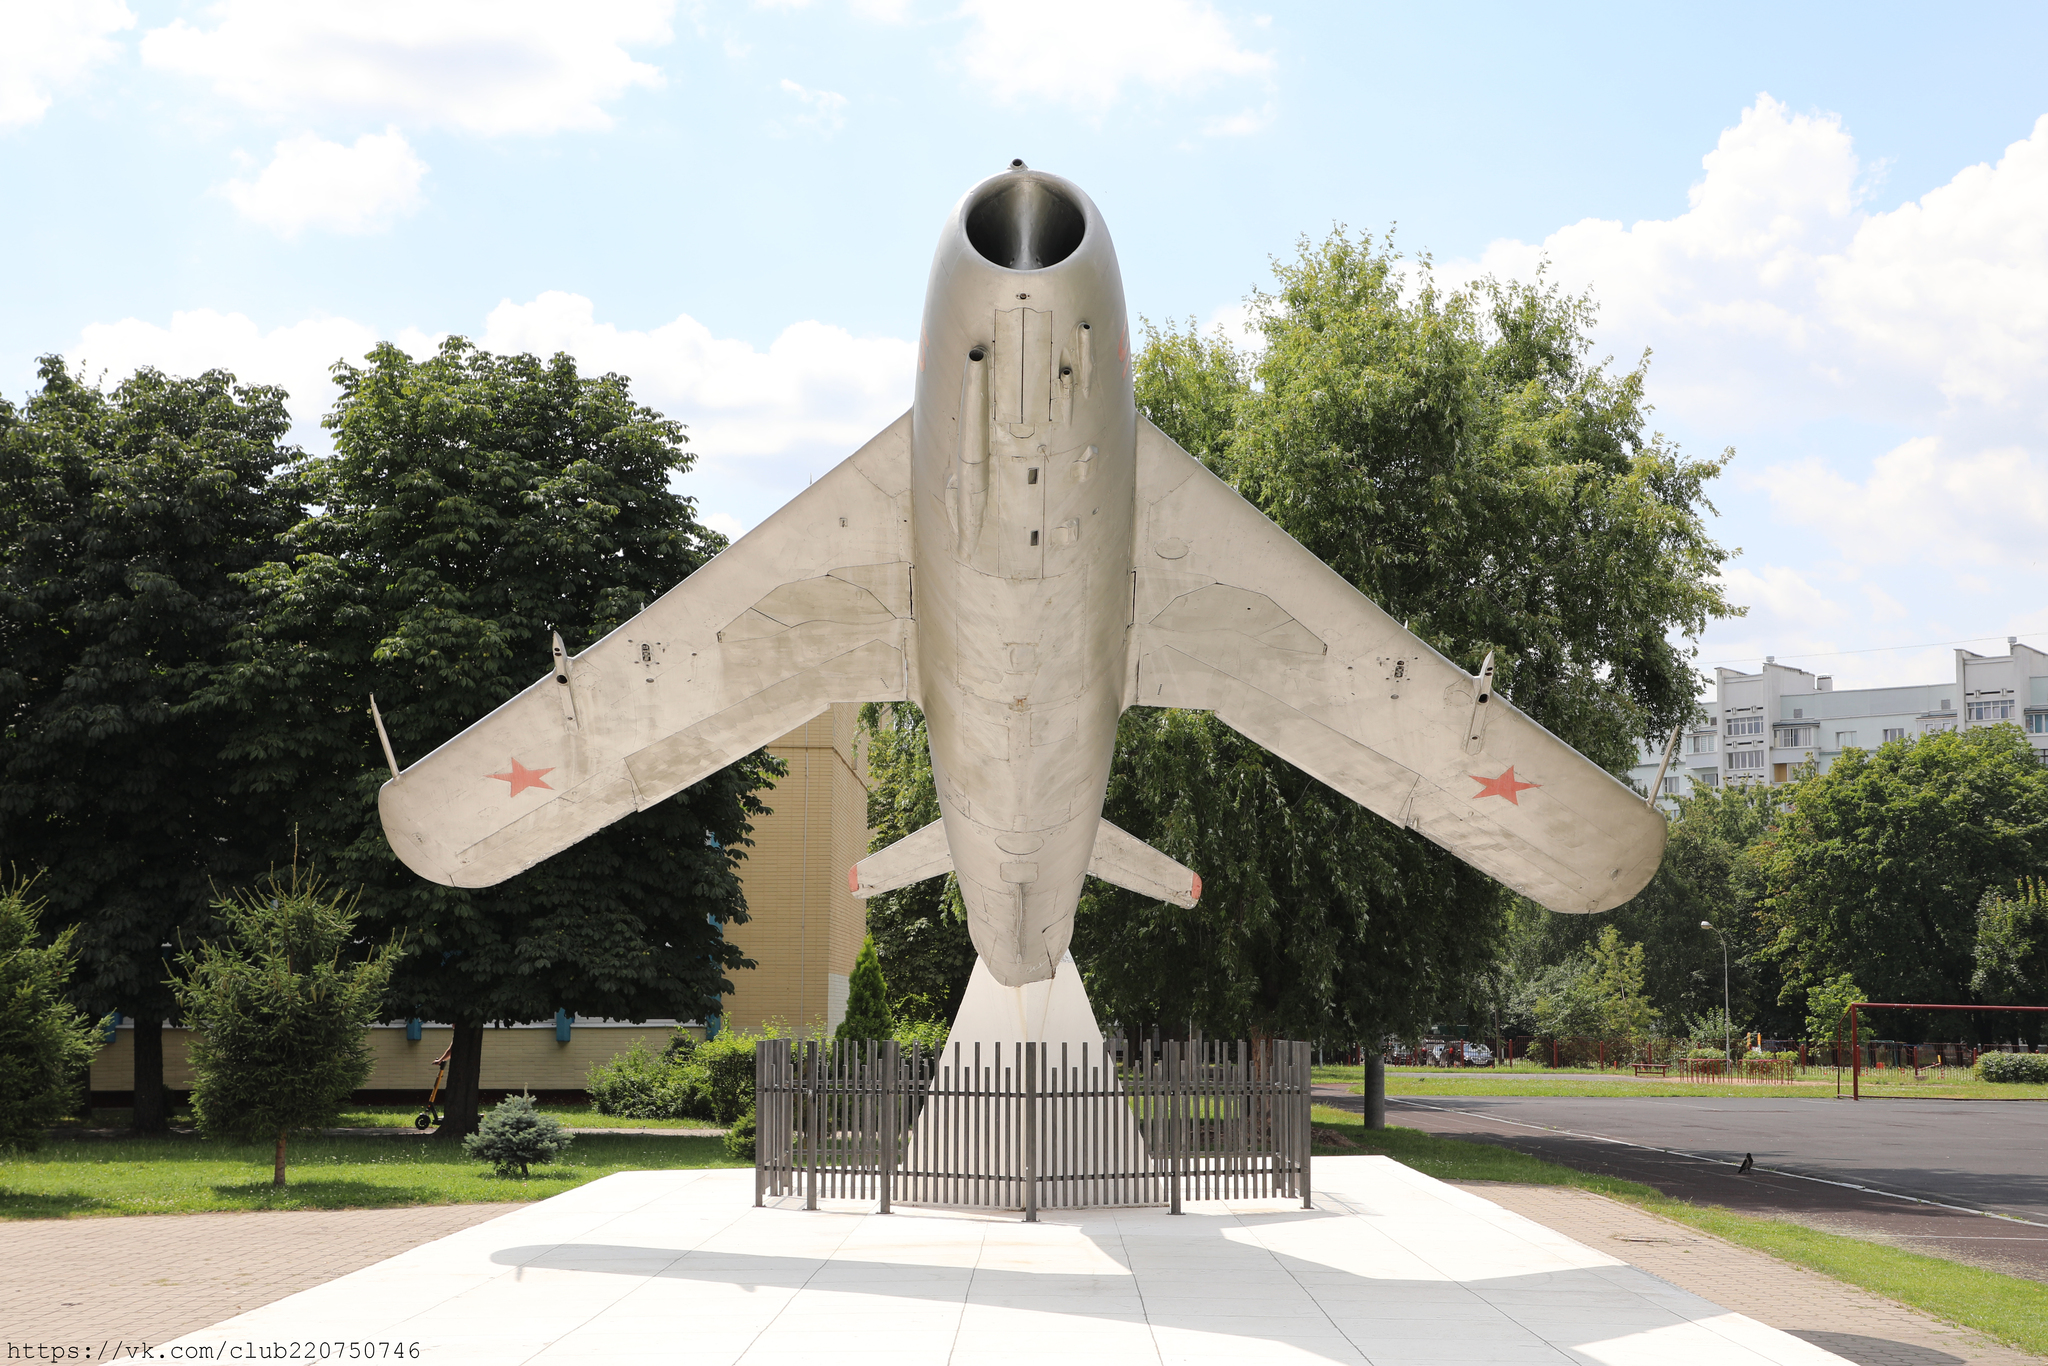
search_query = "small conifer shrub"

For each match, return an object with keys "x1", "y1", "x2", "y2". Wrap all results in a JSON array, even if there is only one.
[
  {"x1": 464, "y1": 1095, "x2": 574, "y2": 1176},
  {"x1": 834, "y1": 935, "x2": 894, "y2": 1044}
]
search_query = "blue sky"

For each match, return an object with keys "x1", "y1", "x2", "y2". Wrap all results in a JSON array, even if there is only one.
[{"x1": 5, "y1": 1, "x2": 2047, "y2": 691}]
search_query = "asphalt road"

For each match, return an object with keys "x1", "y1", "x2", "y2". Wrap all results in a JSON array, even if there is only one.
[{"x1": 1337, "y1": 1092, "x2": 2048, "y2": 1281}]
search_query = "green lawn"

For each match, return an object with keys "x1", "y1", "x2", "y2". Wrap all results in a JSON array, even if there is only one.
[
  {"x1": 0, "y1": 1131, "x2": 743, "y2": 1219},
  {"x1": 1309, "y1": 1063, "x2": 2048, "y2": 1102},
  {"x1": 1309, "y1": 1105, "x2": 2048, "y2": 1357}
]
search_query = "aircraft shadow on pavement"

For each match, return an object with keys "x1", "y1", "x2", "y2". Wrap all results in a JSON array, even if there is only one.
[{"x1": 484, "y1": 1225, "x2": 1910, "y2": 1364}]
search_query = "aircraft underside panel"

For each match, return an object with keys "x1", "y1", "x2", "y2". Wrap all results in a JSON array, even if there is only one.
[
  {"x1": 378, "y1": 412, "x2": 918, "y2": 888},
  {"x1": 1127, "y1": 418, "x2": 1667, "y2": 914}
]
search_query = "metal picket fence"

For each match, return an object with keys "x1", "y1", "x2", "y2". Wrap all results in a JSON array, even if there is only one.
[{"x1": 754, "y1": 1036, "x2": 1312, "y2": 1219}]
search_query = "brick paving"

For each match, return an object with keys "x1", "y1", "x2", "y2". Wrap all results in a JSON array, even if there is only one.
[
  {"x1": 1, "y1": 1205, "x2": 520, "y2": 1352},
  {"x1": 1464, "y1": 1181, "x2": 2037, "y2": 1365}
]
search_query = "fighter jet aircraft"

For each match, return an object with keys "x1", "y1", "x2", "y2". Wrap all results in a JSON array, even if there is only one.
[{"x1": 378, "y1": 161, "x2": 1668, "y2": 990}]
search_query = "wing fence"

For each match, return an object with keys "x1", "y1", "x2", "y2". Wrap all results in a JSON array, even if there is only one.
[{"x1": 754, "y1": 1036, "x2": 1312, "y2": 1218}]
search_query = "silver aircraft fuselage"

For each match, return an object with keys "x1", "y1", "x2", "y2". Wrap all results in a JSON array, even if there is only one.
[{"x1": 910, "y1": 167, "x2": 1135, "y2": 986}]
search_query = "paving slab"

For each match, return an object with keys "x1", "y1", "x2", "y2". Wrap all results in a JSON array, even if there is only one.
[{"x1": 134, "y1": 1158, "x2": 1866, "y2": 1365}]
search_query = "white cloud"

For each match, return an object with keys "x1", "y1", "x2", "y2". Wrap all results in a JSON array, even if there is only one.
[
  {"x1": 1763, "y1": 437, "x2": 2048, "y2": 573},
  {"x1": 751, "y1": 0, "x2": 912, "y2": 19},
  {"x1": 0, "y1": 0, "x2": 134, "y2": 129},
  {"x1": 956, "y1": 0, "x2": 1272, "y2": 113},
  {"x1": 773, "y1": 78, "x2": 847, "y2": 136},
  {"x1": 1459, "y1": 97, "x2": 2048, "y2": 436},
  {"x1": 64, "y1": 295, "x2": 913, "y2": 522},
  {"x1": 70, "y1": 308, "x2": 440, "y2": 447},
  {"x1": 141, "y1": 0, "x2": 673, "y2": 136},
  {"x1": 1443, "y1": 94, "x2": 2048, "y2": 621},
  {"x1": 479, "y1": 291, "x2": 913, "y2": 497},
  {"x1": 702, "y1": 511, "x2": 748, "y2": 539},
  {"x1": 1203, "y1": 300, "x2": 1262, "y2": 354},
  {"x1": 223, "y1": 130, "x2": 428, "y2": 237},
  {"x1": 1201, "y1": 102, "x2": 1274, "y2": 138}
]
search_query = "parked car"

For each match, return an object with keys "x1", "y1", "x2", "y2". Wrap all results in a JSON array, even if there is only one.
[{"x1": 1462, "y1": 1042, "x2": 1495, "y2": 1067}]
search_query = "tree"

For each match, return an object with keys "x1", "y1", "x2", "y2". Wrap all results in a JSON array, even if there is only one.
[
  {"x1": 173, "y1": 874, "x2": 400, "y2": 1185},
  {"x1": 0, "y1": 358, "x2": 302, "y2": 1132},
  {"x1": 1504, "y1": 780, "x2": 1783, "y2": 1034},
  {"x1": 834, "y1": 934, "x2": 893, "y2": 1043},
  {"x1": 0, "y1": 881, "x2": 101, "y2": 1149},
  {"x1": 1757, "y1": 727, "x2": 2048, "y2": 1038},
  {"x1": 1972, "y1": 880, "x2": 2048, "y2": 1006},
  {"x1": 1803, "y1": 972, "x2": 1864, "y2": 1048},
  {"x1": 1586, "y1": 923, "x2": 1658, "y2": 1043},
  {"x1": 1074, "y1": 231, "x2": 1738, "y2": 1042},
  {"x1": 205, "y1": 340, "x2": 778, "y2": 1137},
  {"x1": 858, "y1": 704, "x2": 975, "y2": 1022}
]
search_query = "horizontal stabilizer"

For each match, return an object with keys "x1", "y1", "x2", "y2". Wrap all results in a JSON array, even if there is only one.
[
  {"x1": 1088, "y1": 819, "x2": 1201, "y2": 909},
  {"x1": 849, "y1": 817, "x2": 953, "y2": 898}
]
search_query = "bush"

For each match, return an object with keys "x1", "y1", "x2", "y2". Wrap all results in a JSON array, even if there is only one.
[
  {"x1": 724, "y1": 1106, "x2": 756, "y2": 1163},
  {"x1": 0, "y1": 883, "x2": 100, "y2": 1150},
  {"x1": 1976, "y1": 1052, "x2": 2048, "y2": 1084},
  {"x1": 693, "y1": 1031, "x2": 758, "y2": 1124},
  {"x1": 464, "y1": 1095, "x2": 573, "y2": 1176},
  {"x1": 586, "y1": 1028, "x2": 764, "y2": 1124},
  {"x1": 894, "y1": 1017, "x2": 949, "y2": 1054},
  {"x1": 586, "y1": 1040, "x2": 706, "y2": 1119}
]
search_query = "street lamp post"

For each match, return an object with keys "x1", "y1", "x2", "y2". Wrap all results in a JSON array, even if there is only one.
[{"x1": 1701, "y1": 920, "x2": 1730, "y2": 1059}]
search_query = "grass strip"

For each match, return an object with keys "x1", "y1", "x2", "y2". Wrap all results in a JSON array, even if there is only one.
[
  {"x1": 0, "y1": 1132, "x2": 744, "y2": 1219},
  {"x1": 1309, "y1": 1104, "x2": 2048, "y2": 1357},
  {"x1": 1308, "y1": 1064, "x2": 2048, "y2": 1102}
]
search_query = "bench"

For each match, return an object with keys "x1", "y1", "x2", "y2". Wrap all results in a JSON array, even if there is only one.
[{"x1": 1632, "y1": 1063, "x2": 1670, "y2": 1076}]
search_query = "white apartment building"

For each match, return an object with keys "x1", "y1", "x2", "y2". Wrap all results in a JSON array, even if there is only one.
[{"x1": 1629, "y1": 638, "x2": 2048, "y2": 808}]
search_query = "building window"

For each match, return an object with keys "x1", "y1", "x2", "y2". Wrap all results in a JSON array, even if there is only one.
[
  {"x1": 1660, "y1": 775, "x2": 1682, "y2": 796},
  {"x1": 1835, "y1": 731, "x2": 1857, "y2": 749},
  {"x1": 1775, "y1": 726, "x2": 1817, "y2": 748},
  {"x1": 1695, "y1": 771, "x2": 1719, "y2": 788},
  {"x1": 1727, "y1": 716, "x2": 1764, "y2": 737},
  {"x1": 1728, "y1": 750, "x2": 1765, "y2": 770},
  {"x1": 1968, "y1": 701, "x2": 2014, "y2": 722},
  {"x1": 1924, "y1": 720, "x2": 1955, "y2": 734},
  {"x1": 1689, "y1": 732, "x2": 1717, "y2": 754},
  {"x1": 2029, "y1": 713, "x2": 2048, "y2": 735},
  {"x1": 1882, "y1": 727, "x2": 1907, "y2": 743}
]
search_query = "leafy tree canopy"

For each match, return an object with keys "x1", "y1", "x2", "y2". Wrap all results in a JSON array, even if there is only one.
[
  {"x1": 1973, "y1": 879, "x2": 2048, "y2": 1006},
  {"x1": 0, "y1": 358, "x2": 301, "y2": 1027},
  {"x1": 858, "y1": 703, "x2": 974, "y2": 1023},
  {"x1": 1758, "y1": 727, "x2": 2048, "y2": 1034}
]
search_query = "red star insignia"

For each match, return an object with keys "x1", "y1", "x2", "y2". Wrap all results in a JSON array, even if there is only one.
[
  {"x1": 488, "y1": 757, "x2": 555, "y2": 797},
  {"x1": 1470, "y1": 766, "x2": 1540, "y2": 804}
]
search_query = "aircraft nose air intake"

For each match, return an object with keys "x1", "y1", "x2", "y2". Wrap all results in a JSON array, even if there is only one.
[{"x1": 965, "y1": 176, "x2": 1086, "y2": 270}]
